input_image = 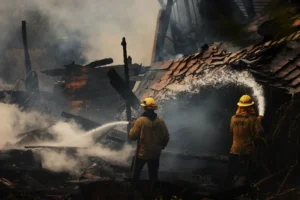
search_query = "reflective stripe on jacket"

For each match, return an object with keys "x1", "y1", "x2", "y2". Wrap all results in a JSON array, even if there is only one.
[{"x1": 129, "y1": 116, "x2": 169, "y2": 160}]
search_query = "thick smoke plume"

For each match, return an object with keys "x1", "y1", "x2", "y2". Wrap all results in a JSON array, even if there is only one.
[
  {"x1": 0, "y1": 0, "x2": 160, "y2": 90},
  {"x1": 0, "y1": 0, "x2": 160, "y2": 65}
]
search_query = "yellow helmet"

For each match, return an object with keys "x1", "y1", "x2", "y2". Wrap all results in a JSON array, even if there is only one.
[
  {"x1": 141, "y1": 97, "x2": 158, "y2": 110},
  {"x1": 237, "y1": 94, "x2": 254, "y2": 107}
]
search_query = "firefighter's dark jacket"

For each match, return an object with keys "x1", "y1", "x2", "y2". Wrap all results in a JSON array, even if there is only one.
[
  {"x1": 129, "y1": 111, "x2": 170, "y2": 160},
  {"x1": 230, "y1": 113, "x2": 263, "y2": 155}
]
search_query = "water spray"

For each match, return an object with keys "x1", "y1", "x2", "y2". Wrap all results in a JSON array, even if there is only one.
[
  {"x1": 83, "y1": 121, "x2": 129, "y2": 141},
  {"x1": 162, "y1": 69, "x2": 266, "y2": 116}
]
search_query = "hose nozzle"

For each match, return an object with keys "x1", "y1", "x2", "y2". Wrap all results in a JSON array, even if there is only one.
[{"x1": 129, "y1": 118, "x2": 137, "y2": 125}]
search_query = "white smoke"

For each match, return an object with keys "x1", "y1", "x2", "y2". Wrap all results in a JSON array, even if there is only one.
[
  {"x1": 77, "y1": 144, "x2": 133, "y2": 164},
  {"x1": 38, "y1": 145, "x2": 133, "y2": 174},
  {"x1": 162, "y1": 68, "x2": 266, "y2": 116},
  {"x1": 0, "y1": 102, "x2": 133, "y2": 174},
  {"x1": 38, "y1": 121, "x2": 133, "y2": 173},
  {"x1": 0, "y1": 103, "x2": 52, "y2": 149},
  {"x1": 83, "y1": 121, "x2": 129, "y2": 142},
  {"x1": 38, "y1": 149, "x2": 82, "y2": 174}
]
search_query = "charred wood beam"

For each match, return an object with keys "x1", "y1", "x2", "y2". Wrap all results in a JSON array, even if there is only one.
[
  {"x1": 63, "y1": 62, "x2": 82, "y2": 68},
  {"x1": 107, "y1": 68, "x2": 140, "y2": 110},
  {"x1": 85, "y1": 58, "x2": 113, "y2": 68},
  {"x1": 61, "y1": 112, "x2": 100, "y2": 131},
  {"x1": 63, "y1": 58, "x2": 114, "y2": 69},
  {"x1": 268, "y1": 188, "x2": 298, "y2": 200},
  {"x1": 153, "y1": 0, "x2": 173, "y2": 62},
  {"x1": 277, "y1": 164, "x2": 297, "y2": 194},
  {"x1": 21, "y1": 21, "x2": 32, "y2": 76},
  {"x1": 121, "y1": 37, "x2": 131, "y2": 141},
  {"x1": 254, "y1": 165, "x2": 295, "y2": 188},
  {"x1": 43, "y1": 64, "x2": 141, "y2": 77},
  {"x1": 41, "y1": 69, "x2": 65, "y2": 76},
  {"x1": 22, "y1": 21, "x2": 39, "y2": 93},
  {"x1": 151, "y1": 11, "x2": 162, "y2": 65},
  {"x1": 16, "y1": 125, "x2": 54, "y2": 138}
]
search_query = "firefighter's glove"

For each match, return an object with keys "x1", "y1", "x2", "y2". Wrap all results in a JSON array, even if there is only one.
[{"x1": 130, "y1": 119, "x2": 137, "y2": 127}]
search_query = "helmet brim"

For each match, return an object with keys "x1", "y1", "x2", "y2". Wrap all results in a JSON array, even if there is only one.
[
  {"x1": 140, "y1": 104, "x2": 158, "y2": 110},
  {"x1": 237, "y1": 101, "x2": 254, "y2": 107}
]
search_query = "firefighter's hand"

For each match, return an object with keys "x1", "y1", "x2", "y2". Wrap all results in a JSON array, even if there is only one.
[{"x1": 130, "y1": 120, "x2": 136, "y2": 126}]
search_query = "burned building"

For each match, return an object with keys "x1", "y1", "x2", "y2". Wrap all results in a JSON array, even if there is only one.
[
  {"x1": 152, "y1": 0, "x2": 273, "y2": 63},
  {"x1": 1, "y1": 0, "x2": 300, "y2": 199},
  {"x1": 41, "y1": 58, "x2": 146, "y2": 122},
  {"x1": 132, "y1": 0, "x2": 300, "y2": 152},
  {"x1": 130, "y1": 0, "x2": 300, "y2": 198}
]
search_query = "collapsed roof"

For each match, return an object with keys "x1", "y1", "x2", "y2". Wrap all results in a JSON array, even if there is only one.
[{"x1": 135, "y1": 30, "x2": 300, "y2": 101}]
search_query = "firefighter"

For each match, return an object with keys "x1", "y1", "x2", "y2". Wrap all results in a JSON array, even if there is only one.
[
  {"x1": 224, "y1": 94, "x2": 263, "y2": 187},
  {"x1": 129, "y1": 97, "x2": 170, "y2": 185}
]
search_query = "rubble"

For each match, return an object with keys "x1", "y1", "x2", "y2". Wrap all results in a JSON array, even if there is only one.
[
  {"x1": 266, "y1": 188, "x2": 297, "y2": 200},
  {"x1": 0, "y1": 147, "x2": 230, "y2": 199},
  {"x1": 1, "y1": 1, "x2": 300, "y2": 200}
]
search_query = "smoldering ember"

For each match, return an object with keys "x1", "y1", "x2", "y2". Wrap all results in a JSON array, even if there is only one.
[{"x1": 1, "y1": 0, "x2": 300, "y2": 199}]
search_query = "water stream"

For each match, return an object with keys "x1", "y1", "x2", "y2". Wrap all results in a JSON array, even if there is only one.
[{"x1": 83, "y1": 121, "x2": 129, "y2": 142}]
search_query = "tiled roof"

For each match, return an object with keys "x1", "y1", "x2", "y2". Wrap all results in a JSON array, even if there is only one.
[{"x1": 135, "y1": 30, "x2": 300, "y2": 101}]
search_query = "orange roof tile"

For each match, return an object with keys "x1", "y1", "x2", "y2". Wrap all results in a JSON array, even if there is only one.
[{"x1": 135, "y1": 29, "x2": 300, "y2": 100}]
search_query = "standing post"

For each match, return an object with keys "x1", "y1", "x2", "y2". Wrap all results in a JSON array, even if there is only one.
[
  {"x1": 22, "y1": 21, "x2": 32, "y2": 76},
  {"x1": 121, "y1": 37, "x2": 132, "y2": 141},
  {"x1": 22, "y1": 20, "x2": 39, "y2": 98}
]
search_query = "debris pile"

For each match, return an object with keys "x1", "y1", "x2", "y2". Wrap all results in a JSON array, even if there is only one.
[{"x1": 1, "y1": 1, "x2": 300, "y2": 200}]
